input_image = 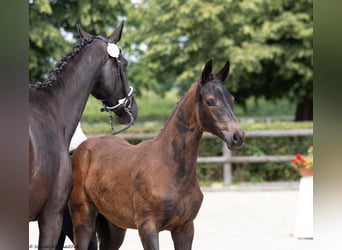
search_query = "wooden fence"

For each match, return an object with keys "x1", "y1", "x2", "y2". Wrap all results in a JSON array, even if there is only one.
[{"x1": 90, "y1": 129, "x2": 313, "y2": 186}]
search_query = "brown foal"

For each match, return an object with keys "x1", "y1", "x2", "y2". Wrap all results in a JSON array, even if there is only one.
[{"x1": 69, "y1": 60, "x2": 245, "y2": 250}]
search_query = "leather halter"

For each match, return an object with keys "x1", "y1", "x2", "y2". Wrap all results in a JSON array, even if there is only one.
[{"x1": 93, "y1": 35, "x2": 136, "y2": 134}]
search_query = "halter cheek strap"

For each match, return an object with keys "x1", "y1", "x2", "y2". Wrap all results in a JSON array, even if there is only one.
[{"x1": 93, "y1": 35, "x2": 136, "y2": 134}]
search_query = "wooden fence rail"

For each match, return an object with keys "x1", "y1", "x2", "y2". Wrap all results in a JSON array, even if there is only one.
[{"x1": 89, "y1": 129, "x2": 313, "y2": 186}]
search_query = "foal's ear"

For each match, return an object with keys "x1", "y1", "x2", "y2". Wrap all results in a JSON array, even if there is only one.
[
  {"x1": 108, "y1": 21, "x2": 124, "y2": 43},
  {"x1": 77, "y1": 24, "x2": 91, "y2": 40},
  {"x1": 215, "y1": 60, "x2": 230, "y2": 82},
  {"x1": 200, "y1": 60, "x2": 213, "y2": 85}
]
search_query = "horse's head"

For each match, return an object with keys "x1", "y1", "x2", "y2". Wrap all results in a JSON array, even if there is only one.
[
  {"x1": 77, "y1": 22, "x2": 138, "y2": 125},
  {"x1": 196, "y1": 60, "x2": 245, "y2": 150}
]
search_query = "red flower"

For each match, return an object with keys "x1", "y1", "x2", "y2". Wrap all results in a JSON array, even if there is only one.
[
  {"x1": 291, "y1": 146, "x2": 313, "y2": 171},
  {"x1": 296, "y1": 153, "x2": 302, "y2": 159}
]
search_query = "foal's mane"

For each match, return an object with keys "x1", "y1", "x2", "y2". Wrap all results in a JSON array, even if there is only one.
[
  {"x1": 160, "y1": 74, "x2": 215, "y2": 133},
  {"x1": 160, "y1": 81, "x2": 199, "y2": 133},
  {"x1": 29, "y1": 37, "x2": 94, "y2": 89}
]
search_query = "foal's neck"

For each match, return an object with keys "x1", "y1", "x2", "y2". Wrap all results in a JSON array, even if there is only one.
[
  {"x1": 161, "y1": 82, "x2": 202, "y2": 139},
  {"x1": 159, "y1": 83, "x2": 203, "y2": 183}
]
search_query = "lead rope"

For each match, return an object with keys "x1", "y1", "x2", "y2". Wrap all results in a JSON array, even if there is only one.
[
  {"x1": 106, "y1": 108, "x2": 134, "y2": 135},
  {"x1": 109, "y1": 111, "x2": 115, "y2": 134}
]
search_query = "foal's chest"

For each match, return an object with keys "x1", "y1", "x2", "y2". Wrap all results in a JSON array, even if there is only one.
[{"x1": 157, "y1": 188, "x2": 204, "y2": 230}]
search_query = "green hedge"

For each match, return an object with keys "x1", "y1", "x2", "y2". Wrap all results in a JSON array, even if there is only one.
[{"x1": 196, "y1": 135, "x2": 312, "y2": 184}]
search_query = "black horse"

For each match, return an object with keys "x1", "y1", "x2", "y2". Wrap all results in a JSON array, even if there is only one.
[{"x1": 29, "y1": 22, "x2": 138, "y2": 249}]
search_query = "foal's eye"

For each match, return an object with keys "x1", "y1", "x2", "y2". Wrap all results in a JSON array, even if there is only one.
[{"x1": 206, "y1": 99, "x2": 216, "y2": 107}]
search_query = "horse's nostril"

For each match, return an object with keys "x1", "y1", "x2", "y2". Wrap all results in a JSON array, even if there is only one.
[{"x1": 232, "y1": 132, "x2": 243, "y2": 145}]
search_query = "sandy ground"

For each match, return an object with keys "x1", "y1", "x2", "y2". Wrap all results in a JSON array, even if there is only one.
[{"x1": 29, "y1": 184, "x2": 316, "y2": 250}]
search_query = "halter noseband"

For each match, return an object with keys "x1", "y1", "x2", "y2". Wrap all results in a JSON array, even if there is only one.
[
  {"x1": 93, "y1": 35, "x2": 136, "y2": 134},
  {"x1": 101, "y1": 86, "x2": 135, "y2": 111}
]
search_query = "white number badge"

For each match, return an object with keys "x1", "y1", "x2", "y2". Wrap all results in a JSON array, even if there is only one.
[{"x1": 107, "y1": 43, "x2": 120, "y2": 58}]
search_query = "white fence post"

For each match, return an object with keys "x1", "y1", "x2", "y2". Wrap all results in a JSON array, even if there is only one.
[{"x1": 222, "y1": 142, "x2": 232, "y2": 186}]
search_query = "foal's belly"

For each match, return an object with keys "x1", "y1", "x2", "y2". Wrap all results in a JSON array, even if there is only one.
[
  {"x1": 89, "y1": 186, "x2": 203, "y2": 231},
  {"x1": 99, "y1": 205, "x2": 137, "y2": 229},
  {"x1": 86, "y1": 181, "x2": 137, "y2": 229}
]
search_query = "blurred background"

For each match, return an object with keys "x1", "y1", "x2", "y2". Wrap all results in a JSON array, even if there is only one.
[{"x1": 29, "y1": 0, "x2": 313, "y2": 186}]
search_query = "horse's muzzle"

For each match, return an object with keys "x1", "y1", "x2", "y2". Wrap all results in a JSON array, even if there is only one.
[{"x1": 224, "y1": 130, "x2": 245, "y2": 150}]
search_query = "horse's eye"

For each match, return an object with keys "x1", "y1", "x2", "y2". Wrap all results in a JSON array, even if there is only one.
[{"x1": 206, "y1": 99, "x2": 215, "y2": 107}]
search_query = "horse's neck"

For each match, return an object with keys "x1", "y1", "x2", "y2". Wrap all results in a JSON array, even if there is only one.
[
  {"x1": 159, "y1": 83, "x2": 203, "y2": 180},
  {"x1": 53, "y1": 42, "x2": 105, "y2": 142}
]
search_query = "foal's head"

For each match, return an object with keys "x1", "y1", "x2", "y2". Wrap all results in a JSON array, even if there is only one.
[
  {"x1": 196, "y1": 60, "x2": 245, "y2": 150},
  {"x1": 78, "y1": 23, "x2": 138, "y2": 124}
]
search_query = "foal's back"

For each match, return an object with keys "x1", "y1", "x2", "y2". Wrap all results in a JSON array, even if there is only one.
[{"x1": 74, "y1": 134, "x2": 169, "y2": 169}]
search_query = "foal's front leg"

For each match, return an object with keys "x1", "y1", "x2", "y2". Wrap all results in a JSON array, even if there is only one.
[
  {"x1": 138, "y1": 220, "x2": 159, "y2": 250},
  {"x1": 96, "y1": 214, "x2": 126, "y2": 250},
  {"x1": 57, "y1": 207, "x2": 98, "y2": 250},
  {"x1": 70, "y1": 202, "x2": 98, "y2": 250},
  {"x1": 171, "y1": 221, "x2": 194, "y2": 250}
]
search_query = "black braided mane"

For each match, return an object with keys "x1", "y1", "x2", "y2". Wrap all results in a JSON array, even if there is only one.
[{"x1": 29, "y1": 37, "x2": 94, "y2": 89}]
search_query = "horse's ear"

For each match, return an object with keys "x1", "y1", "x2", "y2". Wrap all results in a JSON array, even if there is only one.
[
  {"x1": 77, "y1": 24, "x2": 91, "y2": 40},
  {"x1": 215, "y1": 60, "x2": 230, "y2": 82},
  {"x1": 108, "y1": 21, "x2": 124, "y2": 43},
  {"x1": 200, "y1": 60, "x2": 213, "y2": 85}
]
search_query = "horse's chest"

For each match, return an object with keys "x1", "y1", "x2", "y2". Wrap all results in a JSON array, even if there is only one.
[{"x1": 158, "y1": 188, "x2": 203, "y2": 230}]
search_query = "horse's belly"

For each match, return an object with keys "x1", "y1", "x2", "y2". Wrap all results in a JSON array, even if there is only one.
[
  {"x1": 29, "y1": 173, "x2": 52, "y2": 220},
  {"x1": 29, "y1": 138, "x2": 72, "y2": 220}
]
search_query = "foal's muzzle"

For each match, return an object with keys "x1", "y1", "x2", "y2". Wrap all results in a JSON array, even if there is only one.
[{"x1": 223, "y1": 129, "x2": 245, "y2": 150}]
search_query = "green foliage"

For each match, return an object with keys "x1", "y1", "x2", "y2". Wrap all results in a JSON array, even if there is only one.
[
  {"x1": 29, "y1": 0, "x2": 131, "y2": 82},
  {"x1": 29, "y1": 0, "x2": 312, "y2": 119},
  {"x1": 126, "y1": 0, "x2": 313, "y2": 108},
  {"x1": 233, "y1": 135, "x2": 312, "y2": 182}
]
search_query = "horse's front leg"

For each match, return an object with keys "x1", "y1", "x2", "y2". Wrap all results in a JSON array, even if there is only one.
[
  {"x1": 37, "y1": 210, "x2": 64, "y2": 250},
  {"x1": 137, "y1": 220, "x2": 159, "y2": 250},
  {"x1": 171, "y1": 221, "x2": 194, "y2": 250}
]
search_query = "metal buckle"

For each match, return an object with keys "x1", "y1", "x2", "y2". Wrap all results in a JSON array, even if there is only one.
[{"x1": 102, "y1": 86, "x2": 134, "y2": 111}]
